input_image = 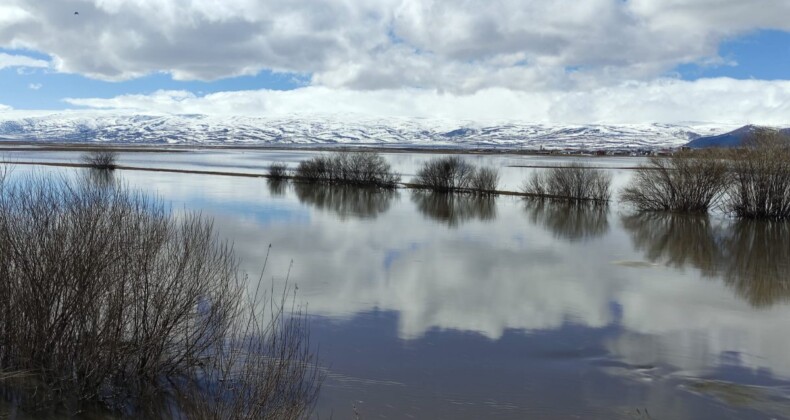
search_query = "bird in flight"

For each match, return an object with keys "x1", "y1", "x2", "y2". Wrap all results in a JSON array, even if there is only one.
[{"x1": 74, "y1": 11, "x2": 79, "y2": 15}]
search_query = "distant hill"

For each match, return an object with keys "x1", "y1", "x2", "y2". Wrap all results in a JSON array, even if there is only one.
[
  {"x1": 0, "y1": 112, "x2": 730, "y2": 150},
  {"x1": 687, "y1": 125, "x2": 790, "y2": 148}
]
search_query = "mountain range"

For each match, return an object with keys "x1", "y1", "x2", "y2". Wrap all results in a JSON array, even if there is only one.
[{"x1": 0, "y1": 112, "x2": 759, "y2": 149}]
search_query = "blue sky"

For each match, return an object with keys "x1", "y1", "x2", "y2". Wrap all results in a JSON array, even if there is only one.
[{"x1": 0, "y1": 0, "x2": 789, "y2": 124}]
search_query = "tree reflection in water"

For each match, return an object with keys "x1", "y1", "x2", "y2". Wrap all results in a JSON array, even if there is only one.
[
  {"x1": 722, "y1": 221, "x2": 790, "y2": 307},
  {"x1": 267, "y1": 178, "x2": 288, "y2": 197},
  {"x1": 85, "y1": 167, "x2": 116, "y2": 188},
  {"x1": 411, "y1": 191, "x2": 496, "y2": 228},
  {"x1": 294, "y1": 182, "x2": 397, "y2": 220},
  {"x1": 622, "y1": 213, "x2": 790, "y2": 307},
  {"x1": 523, "y1": 199, "x2": 609, "y2": 242},
  {"x1": 621, "y1": 213, "x2": 721, "y2": 275}
]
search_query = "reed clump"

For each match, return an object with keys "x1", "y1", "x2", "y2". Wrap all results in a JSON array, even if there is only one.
[
  {"x1": 0, "y1": 173, "x2": 320, "y2": 418},
  {"x1": 413, "y1": 156, "x2": 500, "y2": 194},
  {"x1": 522, "y1": 164, "x2": 612, "y2": 202},
  {"x1": 294, "y1": 151, "x2": 400, "y2": 188}
]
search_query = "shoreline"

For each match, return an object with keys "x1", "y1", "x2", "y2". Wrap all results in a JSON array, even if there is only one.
[{"x1": 0, "y1": 140, "x2": 657, "y2": 157}]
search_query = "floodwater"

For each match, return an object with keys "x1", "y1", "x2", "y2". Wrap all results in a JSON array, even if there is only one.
[{"x1": 2, "y1": 150, "x2": 790, "y2": 419}]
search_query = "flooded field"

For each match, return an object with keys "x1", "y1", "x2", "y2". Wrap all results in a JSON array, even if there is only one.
[{"x1": 2, "y1": 150, "x2": 790, "y2": 419}]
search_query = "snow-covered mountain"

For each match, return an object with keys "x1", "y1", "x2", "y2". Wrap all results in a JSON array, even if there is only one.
[{"x1": 0, "y1": 112, "x2": 735, "y2": 150}]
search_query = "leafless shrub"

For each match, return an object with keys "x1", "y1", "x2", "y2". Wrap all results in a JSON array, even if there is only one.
[
  {"x1": 522, "y1": 164, "x2": 612, "y2": 202},
  {"x1": 0, "y1": 174, "x2": 320, "y2": 418},
  {"x1": 81, "y1": 149, "x2": 119, "y2": 170},
  {"x1": 413, "y1": 156, "x2": 477, "y2": 192},
  {"x1": 620, "y1": 151, "x2": 729, "y2": 212},
  {"x1": 268, "y1": 162, "x2": 289, "y2": 179},
  {"x1": 294, "y1": 152, "x2": 399, "y2": 188},
  {"x1": 411, "y1": 191, "x2": 496, "y2": 227},
  {"x1": 724, "y1": 129, "x2": 790, "y2": 219},
  {"x1": 470, "y1": 166, "x2": 500, "y2": 195}
]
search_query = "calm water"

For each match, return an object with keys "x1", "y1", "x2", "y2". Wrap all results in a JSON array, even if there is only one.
[{"x1": 3, "y1": 151, "x2": 790, "y2": 419}]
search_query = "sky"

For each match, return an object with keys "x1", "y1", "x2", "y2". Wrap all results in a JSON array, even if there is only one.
[{"x1": 0, "y1": 0, "x2": 789, "y2": 124}]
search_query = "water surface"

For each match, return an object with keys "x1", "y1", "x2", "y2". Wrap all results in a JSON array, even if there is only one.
[{"x1": 3, "y1": 153, "x2": 790, "y2": 419}]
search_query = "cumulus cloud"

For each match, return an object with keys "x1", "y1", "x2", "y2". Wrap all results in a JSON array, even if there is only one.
[
  {"x1": 64, "y1": 78, "x2": 790, "y2": 125},
  {"x1": 1, "y1": 0, "x2": 790, "y2": 91},
  {"x1": 28, "y1": 82, "x2": 42, "y2": 90},
  {"x1": 0, "y1": 52, "x2": 49, "y2": 70}
]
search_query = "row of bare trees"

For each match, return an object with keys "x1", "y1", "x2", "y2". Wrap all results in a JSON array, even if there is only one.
[
  {"x1": 0, "y1": 172, "x2": 320, "y2": 418},
  {"x1": 621, "y1": 130, "x2": 790, "y2": 219}
]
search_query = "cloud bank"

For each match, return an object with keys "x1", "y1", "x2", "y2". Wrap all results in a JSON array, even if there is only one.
[
  {"x1": 2, "y1": 0, "x2": 790, "y2": 90},
  {"x1": 64, "y1": 78, "x2": 790, "y2": 125},
  {"x1": 0, "y1": 52, "x2": 49, "y2": 70},
  {"x1": 2, "y1": 1, "x2": 790, "y2": 123}
]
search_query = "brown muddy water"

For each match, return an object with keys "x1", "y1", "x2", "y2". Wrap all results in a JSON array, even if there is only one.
[{"x1": 2, "y1": 150, "x2": 790, "y2": 419}]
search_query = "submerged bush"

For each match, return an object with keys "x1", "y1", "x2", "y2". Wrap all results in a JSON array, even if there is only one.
[
  {"x1": 470, "y1": 166, "x2": 500, "y2": 194},
  {"x1": 522, "y1": 164, "x2": 612, "y2": 202},
  {"x1": 81, "y1": 149, "x2": 119, "y2": 170},
  {"x1": 0, "y1": 173, "x2": 320, "y2": 418},
  {"x1": 413, "y1": 156, "x2": 476, "y2": 192},
  {"x1": 268, "y1": 162, "x2": 289, "y2": 179},
  {"x1": 295, "y1": 151, "x2": 399, "y2": 188},
  {"x1": 413, "y1": 157, "x2": 500, "y2": 194},
  {"x1": 620, "y1": 151, "x2": 729, "y2": 213},
  {"x1": 724, "y1": 130, "x2": 790, "y2": 219}
]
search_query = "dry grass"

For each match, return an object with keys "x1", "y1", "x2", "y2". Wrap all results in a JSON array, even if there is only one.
[
  {"x1": 522, "y1": 164, "x2": 612, "y2": 202},
  {"x1": 620, "y1": 150, "x2": 729, "y2": 213},
  {"x1": 0, "y1": 173, "x2": 320, "y2": 418}
]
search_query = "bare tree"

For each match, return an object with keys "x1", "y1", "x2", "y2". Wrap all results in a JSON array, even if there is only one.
[
  {"x1": 470, "y1": 166, "x2": 500, "y2": 195},
  {"x1": 295, "y1": 152, "x2": 400, "y2": 188},
  {"x1": 724, "y1": 129, "x2": 790, "y2": 219},
  {"x1": 0, "y1": 173, "x2": 321, "y2": 418},
  {"x1": 522, "y1": 164, "x2": 612, "y2": 202},
  {"x1": 620, "y1": 150, "x2": 729, "y2": 212},
  {"x1": 268, "y1": 162, "x2": 289, "y2": 179},
  {"x1": 82, "y1": 148, "x2": 119, "y2": 170},
  {"x1": 413, "y1": 156, "x2": 477, "y2": 192}
]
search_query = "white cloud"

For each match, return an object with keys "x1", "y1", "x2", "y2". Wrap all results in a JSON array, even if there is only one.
[
  {"x1": 0, "y1": 104, "x2": 12, "y2": 111},
  {"x1": 1, "y1": 0, "x2": 789, "y2": 91},
  {"x1": 28, "y1": 82, "x2": 42, "y2": 90},
  {"x1": 0, "y1": 52, "x2": 49, "y2": 70},
  {"x1": 63, "y1": 78, "x2": 790, "y2": 125}
]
